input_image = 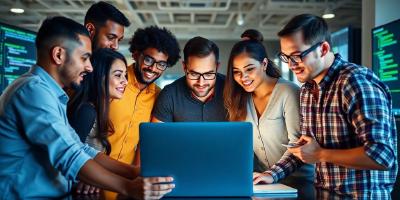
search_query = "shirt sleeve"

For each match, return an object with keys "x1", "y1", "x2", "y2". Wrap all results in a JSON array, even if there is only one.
[
  {"x1": 266, "y1": 84, "x2": 304, "y2": 182},
  {"x1": 14, "y1": 83, "x2": 96, "y2": 181},
  {"x1": 343, "y1": 73, "x2": 396, "y2": 168},
  {"x1": 152, "y1": 86, "x2": 174, "y2": 122},
  {"x1": 69, "y1": 103, "x2": 96, "y2": 142}
]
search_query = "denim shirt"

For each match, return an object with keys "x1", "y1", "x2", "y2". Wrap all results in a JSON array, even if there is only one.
[{"x1": 0, "y1": 65, "x2": 99, "y2": 199}]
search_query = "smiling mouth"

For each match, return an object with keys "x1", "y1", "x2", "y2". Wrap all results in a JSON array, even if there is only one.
[
  {"x1": 242, "y1": 80, "x2": 253, "y2": 87},
  {"x1": 116, "y1": 87, "x2": 125, "y2": 93}
]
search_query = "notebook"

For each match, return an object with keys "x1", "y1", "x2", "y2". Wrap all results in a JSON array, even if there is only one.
[
  {"x1": 140, "y1": 122, "x2": 253, "y2": 197},
  {"x1": 253, "y1": 183, "x2": 297, "y2": 198}
]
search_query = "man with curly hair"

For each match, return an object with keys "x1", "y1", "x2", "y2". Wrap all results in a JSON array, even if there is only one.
[{"x1": 108, "y1": 26, "x2": 180, "y2": 165}]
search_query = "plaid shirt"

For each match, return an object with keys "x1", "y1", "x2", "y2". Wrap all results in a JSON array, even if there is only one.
[{"x1": 267, "y1": 54, "x2": 398, "y2": 198}]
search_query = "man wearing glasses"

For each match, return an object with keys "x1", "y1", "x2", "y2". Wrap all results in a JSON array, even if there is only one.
[
  {"x1": 152, "y1": 36, "x2": 227, "y2": 122},
  {"x1": 107, "y1": 26, "x2": 180, "y2": 169},
  {"x1": 275, "y1": 14, "x2": 397, "y2": 198}
]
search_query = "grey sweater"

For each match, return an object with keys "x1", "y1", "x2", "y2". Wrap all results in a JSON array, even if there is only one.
[{"x1": 246, "y1": 78, "x2": 314, "y2": 181}]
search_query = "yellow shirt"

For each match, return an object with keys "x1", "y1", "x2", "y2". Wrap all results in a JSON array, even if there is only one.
[{"x1": 108, "y1": 64, "x2": 160, "y2": 164}]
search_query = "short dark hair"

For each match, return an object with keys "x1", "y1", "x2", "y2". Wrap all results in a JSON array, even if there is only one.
[
  {"x1": 84, "y1": 1, "x2": 130, "y2": 27},
  {"x1": 129, "y1": 26, "x2": 181, "y2": 67},
  {"x1": 36, "y1": 16, "x2": 90, "y2": 52},
  {"x1": 183, "y1": 36, "x2": 219, "y2": 63},
  {"x1": 241, "y1": 29, "x2": 264, "y2": 42},
  {"x1": 277, "y1": 14, "x2": 331, "y2": 45}
]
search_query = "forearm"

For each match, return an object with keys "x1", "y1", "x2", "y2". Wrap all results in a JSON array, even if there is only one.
[
  {"x1": 318, "y1": 146, "x2": 387, "y2": 170},
  {"x1": 78, "y1": 159, "x2": 131, "y2": 195},
  {"x1": 94, "y1": 153, "x2": 139, "y2": 179}
]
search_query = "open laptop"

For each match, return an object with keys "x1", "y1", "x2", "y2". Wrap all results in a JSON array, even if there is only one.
[{"x1": 139, "y1": 122, "x2": 253, "y2": 197}]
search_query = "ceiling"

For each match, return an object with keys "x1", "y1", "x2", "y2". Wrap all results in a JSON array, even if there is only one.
[{"x1": 0, "y1": 0, "x2": 362, "y2": 42}]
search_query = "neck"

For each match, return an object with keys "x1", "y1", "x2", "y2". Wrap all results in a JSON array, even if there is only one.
[
  {"x1": 253, "y1": 76, "x2": 277, "y2": 99},
  {"x1": 36, "y1": 60, "x2": 64, "y2": 88}
]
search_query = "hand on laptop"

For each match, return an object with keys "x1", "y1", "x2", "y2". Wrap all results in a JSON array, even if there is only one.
[
  {"x1": 253, "y1": 172, "x2": 274, "y2": 184},
  {"x1": 127, "y1": 176, "x2": 175, "y2": 200}
]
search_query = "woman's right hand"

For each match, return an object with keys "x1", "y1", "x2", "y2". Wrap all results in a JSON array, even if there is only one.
[
  {"x1": 127, "y1": 176, "x2": 175, "y2": 200},
  {"x1": 253, "y1": 172, "x2": 274, "y2": 184}
]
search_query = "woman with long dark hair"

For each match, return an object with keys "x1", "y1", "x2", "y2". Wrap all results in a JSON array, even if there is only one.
[
  {"x1": 68, "y1": 48, "x2": 127, "y2": 155},
  {"x1": 224, "y1": 40, "x2": 314, "y2": 184}
]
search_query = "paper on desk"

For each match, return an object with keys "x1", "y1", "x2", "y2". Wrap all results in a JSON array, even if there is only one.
[{"x1": 253, "y1": 183, "x2": 297, "y2": 194}]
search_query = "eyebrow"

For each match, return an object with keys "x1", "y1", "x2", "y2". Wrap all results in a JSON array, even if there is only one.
[
  {"x1": 188, "y1": 69, "x2": 215, "y2": 73},
  {"x1": 112, "y1": 69, "x2": 125, "y2": 73},
  {"x1": 82, "y1": 52, "x2": 91, "y2": 58},
  {"x1": 233, "y1": 63, "x2": 254, "y2": 70}
]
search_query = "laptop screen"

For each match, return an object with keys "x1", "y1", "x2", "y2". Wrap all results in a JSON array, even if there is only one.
[{"x1": 140, "y1": 122, "x2": 253, "y2": 197}]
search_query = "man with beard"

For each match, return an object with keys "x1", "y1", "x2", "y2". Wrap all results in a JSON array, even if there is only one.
[
  {"x1": 84, "y1": 1, "x2": 130, "y2": 51},
  {"x1": 152, "y1": 36, "x2": 227, "y2": 122},
  {"x1": 107, "y1": 26, "x2": 180, "y2": 167},
  {"x1": 0, "y1": 16, "x2": 174, "y2": 199}
]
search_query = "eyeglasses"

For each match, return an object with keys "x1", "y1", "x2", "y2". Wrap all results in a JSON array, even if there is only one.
[
  {"x1": 142, "y1": 54, "x2": 169, "y2": 71},
  {"x1": 186, "y1": 70, "x2": 217, "y2": 80},
  {"x1": 278, "y1": 41, "x2": 323, "y2": 64}
]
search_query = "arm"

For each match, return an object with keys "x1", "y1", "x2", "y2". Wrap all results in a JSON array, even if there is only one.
[
  {"x1": 78, "y1": 159, "x2": 175, "y2": 199},
  {"x1": 93, "y1": 153, "x2": 140, "y2": 179},
  {"x1": 288, "y1": 135, "x2": 386, "y2": 170},
  {"x1": 289, "y1": 74, "x2": 395, "y2": 170}
]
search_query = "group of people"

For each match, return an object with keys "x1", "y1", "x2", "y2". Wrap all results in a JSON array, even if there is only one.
[{"x1": 0, "y1": 1, "x2": 397, "y2": 199}]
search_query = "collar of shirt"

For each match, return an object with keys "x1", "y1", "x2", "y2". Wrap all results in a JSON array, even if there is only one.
[{"x1": 31, "y1": 65, "x2": 69, "y2": 104}]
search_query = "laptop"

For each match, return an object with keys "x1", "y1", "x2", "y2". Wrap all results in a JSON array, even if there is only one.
[{"x1": 139, "y1": 122, "x2": 253, "y2": 197}]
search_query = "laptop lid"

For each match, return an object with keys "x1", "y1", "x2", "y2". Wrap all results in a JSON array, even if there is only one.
[{"x1": 140, "y1": 122, "x2": 253, "y2": 197}]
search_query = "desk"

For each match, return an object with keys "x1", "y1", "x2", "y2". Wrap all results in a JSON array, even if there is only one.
[{"x1": 70, "y1": 177, "x2": 350, "y2": 200}]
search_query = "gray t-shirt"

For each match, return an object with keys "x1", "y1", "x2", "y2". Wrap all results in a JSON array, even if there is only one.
[{"x1": 152, "y1": 74, "x2": 227, "y2": 122}]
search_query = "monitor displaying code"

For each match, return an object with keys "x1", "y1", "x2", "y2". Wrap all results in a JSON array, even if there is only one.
[
  {"x1": 0, "y1": 22, "x2": 36, "y2": 93},
  {"x1": 372, "y1": 19, "x2": 400, "y2": 116}
]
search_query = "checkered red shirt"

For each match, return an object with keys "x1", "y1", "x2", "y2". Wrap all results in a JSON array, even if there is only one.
[
  {"x1": 267, "y1": 54, "x2": 398, "y2": 198},
  {"x1": 300, "y1": 54, "x2": 397, "y2": 198}
]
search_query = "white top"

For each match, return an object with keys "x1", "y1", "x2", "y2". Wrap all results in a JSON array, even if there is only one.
[{"x1": 246, "y1": 78, "x2": 314, "y2": 180}]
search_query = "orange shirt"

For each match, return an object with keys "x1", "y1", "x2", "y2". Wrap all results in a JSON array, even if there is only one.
[{"x1": 108, "y1": 64, "x2": 160, "y2": 164}]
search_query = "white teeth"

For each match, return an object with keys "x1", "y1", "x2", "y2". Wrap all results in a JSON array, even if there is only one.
[
  {"x1": 243, "y1": 80, "x2": 252, "y2": 86},
  {"x1": 144, "y1": 71, "x2": 155, "y2": 78}
]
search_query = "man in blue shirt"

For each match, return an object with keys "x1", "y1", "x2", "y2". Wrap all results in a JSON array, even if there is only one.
[{"x1": 0, "y1": 16, "x2": 174, "y2": 199}]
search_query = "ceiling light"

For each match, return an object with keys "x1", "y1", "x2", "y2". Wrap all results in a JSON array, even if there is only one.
[
  {"x1": 322, "y1": 7, "x2": 335, "y2": 19},
  {"x1": 10, "y1": 0, "x2": 24, "y2": 14},
  {"x1": 237, "y1": 12, "x2": 244, "y2": 26}
]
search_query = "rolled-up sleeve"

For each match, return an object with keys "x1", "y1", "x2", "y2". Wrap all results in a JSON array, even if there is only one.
[
  {"x1": 14, "y1": 84, "x2": 96, "y2": 181},
  {"x1": 343, "y1": 74, "x2": 396, "y2": 168}
]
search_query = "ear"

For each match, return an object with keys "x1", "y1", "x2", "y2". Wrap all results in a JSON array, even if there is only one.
[
  {"x1": 216, "y1": 62, "x2": 220, "y2": 72},
  {"x1": 85, "y1": 23, "x2": 96, "y2": 39},
  {"x1": 262, "y1": 58, "x2": 268, "y2": 70},
  {"x1": 182, "y1": 60, "x2": 187, "y2": 72},
  {"x1": 132, "y1": 51, "x2": 140, "y2": 62},
  {"x1": 51, "y1": 46, "x2": 66, "y2": 65},
  {"x1": 320, "y1": 41, "x2": 330, "y2": 57}
]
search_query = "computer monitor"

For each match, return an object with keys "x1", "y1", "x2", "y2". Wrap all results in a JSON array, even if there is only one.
[
  {"x1": 331, "y1": 26, "x2": 361, "y2": 64},
  {"x1": 0, "y1": 21, "x2": 36, "y2": 93},
  {"x1": 372, "y1": 19, "x2": 400, "y2": 116}
]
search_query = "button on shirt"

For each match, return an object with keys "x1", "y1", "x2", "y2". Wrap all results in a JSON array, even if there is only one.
[
  {"x1": 0, "y1": 66, "x2": 99, "y2": 199},
  {"x1": 108, "y1": 65, "x2": 160, "y2": 164}
]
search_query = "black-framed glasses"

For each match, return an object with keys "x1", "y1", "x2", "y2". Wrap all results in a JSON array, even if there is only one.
[
  {"x1": 142, "y1": 54, "x2": 169, "y2": 71},
  {"x1": 186, "y1": 70, "x2": 217, "y2": 80},
  {"x1": 278, "y1": 41, "x2": 323, "y2": 64}
]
